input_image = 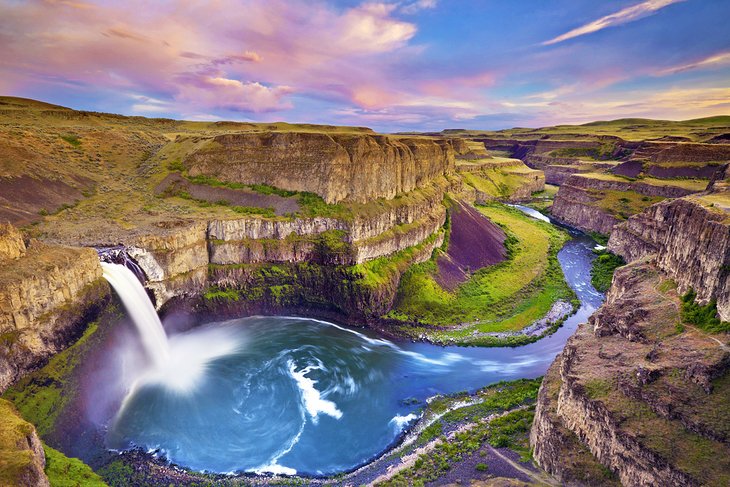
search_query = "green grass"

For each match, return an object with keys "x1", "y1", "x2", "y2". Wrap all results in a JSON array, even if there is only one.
[
  {"x1": 591, "y1": 251, "x2": 625, "y2": 292},
  {"x1": 0, "y1": 398, "x2": 39, "y2": 486},
  {"x1": 203, "y1": 287, "x2": 241, "y2": 301},
  {"x1": 549, "y1": 143, "x2": 628, "y2": 161},
  {"x1": 386, "y1": 203, "x2": 573, "y2": 343},
  {"x1": 378, "y1": 379, "x2": 541, "y2": 487},
  {"x1": 3, "y1": 322, "x2": 100, "y2": 435},
  {"x1": 59, "y1": 134, "x2": 81, "y2": 147},
  {"x1": 185, "y1": 174, "x2": 349, "y2": 219},
  {"x1": 587, "y1": 188, "x2": 664, "y2": 220},
  {"x1": 584, "y1": 378, "x2": 614, "y2": 399},
  {"x1": 680, "y1": 289, "x2": 730, "y2": 333},
  {"x1": 461, "y1": 166, "x2": 540, "y2": 200},
  {"x1": 44, "y1": 444, "x2": 107, "y2": 486}
]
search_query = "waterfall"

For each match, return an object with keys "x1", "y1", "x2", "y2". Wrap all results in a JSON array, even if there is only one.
[{"x1": 101, "y1": 262, "x2": 170, "y2": 366}]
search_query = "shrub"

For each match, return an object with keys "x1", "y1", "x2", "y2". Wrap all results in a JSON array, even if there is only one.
[
  {"x1": 60, "y1": 134, "x2": 81, "y2": 147},
  {"x1": 680, "y1": 289, "x2": 730, "y2": 333},
  {"x1": 590, "y1": 251, "x2": 624, "y2": 292}
]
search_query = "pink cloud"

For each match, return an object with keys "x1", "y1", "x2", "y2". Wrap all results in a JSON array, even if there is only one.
[
  {"x1": 0, "y1": 0, "x2": 428, "y2": 115},
  {"x1": 543, "y1": 0, "x2": 685, "y2": 45}
]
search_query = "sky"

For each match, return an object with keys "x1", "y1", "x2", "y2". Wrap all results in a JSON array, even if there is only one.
[{"x1": 1, "y1": 0, "x2": 729, "y2": 132}]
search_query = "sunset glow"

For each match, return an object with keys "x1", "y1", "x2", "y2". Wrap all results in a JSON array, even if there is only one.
[{"x1": 1, "y1": 0, "x2": 728, "y2": 130}]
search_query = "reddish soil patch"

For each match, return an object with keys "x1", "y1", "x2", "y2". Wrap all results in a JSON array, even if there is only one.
[
  {"x1": 0, "y1": 175, "x2": 90, "y2": 226},
  {"x1": 155, "y1": 173, "x2": 300, "y2": 215},
  {"x1": 646, "y1": 163, "x2": 721, "y2": 179},
  {"x1": 611, "y1": 160, "x2": 644, "y2": 178},
  {"x1": 436, "y1": 201, "x2": 506, "y2": 291}
]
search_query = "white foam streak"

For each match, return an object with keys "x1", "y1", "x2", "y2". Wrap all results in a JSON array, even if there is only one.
[
  {"x1": 288, "y1": 360, "x2": 342, "y2": 422},
  {"x1": 389, "y1": 413, "x2": 418, "y2": 431}
]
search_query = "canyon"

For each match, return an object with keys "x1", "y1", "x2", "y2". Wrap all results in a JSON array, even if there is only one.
[{"x1": 0, "y1": 98, "x2": 728, "y2": 486}]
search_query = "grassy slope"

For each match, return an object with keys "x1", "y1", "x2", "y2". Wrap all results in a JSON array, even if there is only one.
[
  {"x1": 376, "y1": 379, "x2": 545, "y2": 487},
  {"x1": 443, "y1": 116, "x2": 730, "y2": 142},
  {"x1": 3, "y1": 321, "x2": 100, "y2": 435},
  {"x1": 0, "y1": 398, "x2": 40, "y2": 486},
  {"x1": 0, "y1": 96, "x2": 399, "y2": 243},
  {"x1": 44, "y1": 444, "x2": 107, "y2": 487},
  {"x1": 570, "y1": 172, "x2": 708, "y2": 222},
  {"x1": 386, "y1": 203, "x2": 574, "y2": 344}
]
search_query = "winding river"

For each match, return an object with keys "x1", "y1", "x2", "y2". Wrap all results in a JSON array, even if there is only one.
[{"x1": 73, "y1": 208, "x2": 604, "y2": 476}]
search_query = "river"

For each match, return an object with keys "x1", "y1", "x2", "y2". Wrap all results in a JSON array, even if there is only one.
[{"x1": 73, "y1": 207, "x2": 605, "y2": 476}]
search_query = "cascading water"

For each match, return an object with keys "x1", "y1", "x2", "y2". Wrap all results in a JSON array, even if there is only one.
[
  {"x1": 101, "y1": 262, "x2": 170, "y2": 366},
  {"x1": 100, "y1": 256, "x2": 240, "y2": 394}
]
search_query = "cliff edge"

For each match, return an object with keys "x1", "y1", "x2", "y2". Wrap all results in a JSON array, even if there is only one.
[{"x1": 531, "y1": 191, "x2": 730, "y2": 486}]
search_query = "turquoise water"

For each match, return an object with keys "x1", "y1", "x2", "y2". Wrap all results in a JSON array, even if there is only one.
[{"x1": 102, "y1": 229, "x2": 603, "y2": 476}]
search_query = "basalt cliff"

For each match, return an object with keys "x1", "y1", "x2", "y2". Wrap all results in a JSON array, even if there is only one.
[
  {"x1": 183, "y1": 132, "x2": 456, "y2": 204},
  {"x1": 530, "y1": 189, "x2": 730, "y2": 486}
]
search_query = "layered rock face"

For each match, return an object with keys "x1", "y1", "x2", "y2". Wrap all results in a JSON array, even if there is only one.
[
  {"x1": 0, "y1": 233, "x2": 108, "y2": 392},
  {"x1": 0, "y1": 223, "x2": 26, "y2": 260},
  {"x1": 457, "y1": 159, "x2": 545, "y2": 202},
  {"x1": 183, "y1": 132, "x2": 456, "y2": 204},
  {"x1": 608, "y1": 196, "x2": 730, "y2": 320},
  {"x1": 126, "y1": 181, "x2": 449, "y2": 309},
  {"x1": 0, "y1": 398, "x2": 49, "y2": 487},
  {"x1": 532, "y1": 262, "x2": 730, "y2": 487},
  {"x1": 532, "y1": 194, "x2": 730, "y2": 486},
  {"x1": 551, "y1": 174, "x2": 705, "y2": 235}
]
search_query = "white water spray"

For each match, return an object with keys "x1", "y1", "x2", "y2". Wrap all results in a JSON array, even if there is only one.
[{"x1": 101, "y1": 262, "x2": 170, "y2": 366}]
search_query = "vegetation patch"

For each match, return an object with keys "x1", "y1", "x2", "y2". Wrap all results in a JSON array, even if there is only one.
[
  {"x1": 3, "y1": 322, "x2": 100, "y2": 435},
  {"x1": 386, "y1": 203, "x2": 574, "y2": 344},
  {"x1": 549, "y1": 144, "x2": 627, "y2": 160},
  {"x1": 59, "y1": 134, "x2": 81, "y2": 147},
  {"x1": 378, "y1": 379, "x2": 541, "y2": 486},
  {"x1": 461, "y1": 166, "x2": 539, "y2": 200},
  {"x1": 680, "y1": 289, "x2": 730, "y2": 333},
  {"x1": 586, "y1": 188, "x2": 664, "y2": 220},
  {"x1": 44, "y1": 443, "x2": 107, "y2": 487},
  {"x1": 590, "y1": 250, "x2": 625, "y2": 292}
]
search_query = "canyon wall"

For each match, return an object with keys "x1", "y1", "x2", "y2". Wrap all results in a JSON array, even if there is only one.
[
  {"x1": 551, "y1": 174, "x2": 704, "y2": 235},
  {"x1": 0, "y1": 231, "x2": 109, "y2": 392},
  {"x1": 532, "y1": 195, "x2": 730, "y2": 486},
  {"x1": 608, "y1": 196, "x2": 730, "y2": 321},
  {"x1": 457, "y1": 159, "x2": 545, "y2": 202},
  {"x1": 0, "y1": 398, "x2": 49, "y2": 487},
  {"x1": 183, "y1": 132, "x2": 456, "y2": 204},
  {"x1": 130, "y1": 180, "x2": 450, "y2": 308}
]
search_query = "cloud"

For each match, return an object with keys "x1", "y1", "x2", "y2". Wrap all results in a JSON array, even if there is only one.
[
  {"x1": 0, "y1": 0, "x2": 420, "y2": 114},
  {"x1": 657, "y1": 51, "x2": 730, "y2": 75},
  {"x1": 543, "y1": 0, "x2": 684, "y2": 45},
  {"x1": 400, "y1": 0, "x2": 437, "y2": 15},
  {"x1": 499, "y1": 86, "x2": 730, "y2": 126},
  {"x1": 176, "y1": 76, "x2": 294, "y2": 113}
]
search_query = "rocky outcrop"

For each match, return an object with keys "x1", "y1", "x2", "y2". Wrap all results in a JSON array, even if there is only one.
[
  {"x1": 204, "y1": 230, "x2": 444, "y2": 323},
  {"x1": 550, "y1": 183, "x2": 621, "y2": 235},
  {"x1": 0, "y1": 223, "x2": 26, "y2": 261},
  {"x1": 458, "y1": 159, "x2": 545, "y2": 202},
  {"x1": 551, "y1": 174, "x2": 706, "y2": 235},
  {"x1": 532, "y1": 262, "x2": 730, "y2": 486},
  {"x1": 0, "y1": 239, "x2": 108, "y2": 392},
  {"x1": 0, "y1": 398, "x2": 49, "y2": 487},
  {"x1": 129, "y1": 181, "x2": 450, "y2": 307},
  {"x1": 639, "y1": 142, "x2": 730, "y2": 163},
  {"x1": 608, "y1": 196, "x2": 730, "y2": 320},
  {"x1": 183, "y1": 132, "x2": 455, "y2": 204}
]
